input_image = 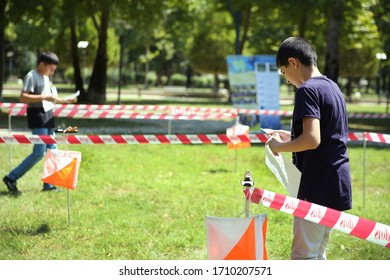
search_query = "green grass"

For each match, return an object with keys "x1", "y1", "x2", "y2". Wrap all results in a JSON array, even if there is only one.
[{"x1": 0, "y1": 143, "x2": 389, "y2": 260}]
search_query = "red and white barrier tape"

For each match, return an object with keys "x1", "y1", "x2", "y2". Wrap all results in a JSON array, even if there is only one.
[
  {"x1": 244, "y1": 187, "x2": 390, "y2": 248},
  {"x1": 6, "y1": 106, "x2": 287, "y2": 118},
  {"x1": 2, "y1": 102, "x2": 283, "y2": 114},
  {"x1": 1, "y1": 102, "x2": 171, "y2": 111},
  {"x1": 7, "y1": 108, "x2": 236, "y2": 120},
  {"x1": 0, "y1": 132, "x2": 389, "y2": 145},
  {"x1": 0, "y1": 134, "x2": 266, "y2": 145},
  {"x1": 2, "y1": 102, "x2": 389, "y2": 119},
  {"x1": 362, "y1": 132, "x2": 390, "y2": 143}
]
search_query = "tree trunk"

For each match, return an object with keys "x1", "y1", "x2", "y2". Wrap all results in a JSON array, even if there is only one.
[
  {"x1": 185, "y1": 65, "x2": 193, "y2": 88},
  {"x1": 226, "y1": 0, "x2": 241, "y2": 55},
  {"x1": 69, "y1": 13, "x2": 85, "y2": 102},
  {"x1": 298, "y1": 14, "x2": 307, "y2": 38},
  {"x1": 324, "y1": 1, "x2": 343, "y2": 83},
  {"x1": 143, "y1": 44, "x2": 150, "y2": 90},
  {"x1": 346, "y1": 77, "x2": 352, "y2": 103},
  {"x1": 239, "y1": 3, "x2": 252, "y2": 54},
  {"x1": 156, "y1": 71, "x2": 162, "y2": 86},
  {"x1": 213, "y1": 74, "x2": 219, "y2": 96},
  {"x1": 0, "y1": 0, "x2": 7, "y2": 100},
  {"x1": 88, "y1": 8, "x2": 109, "y2": 104}
]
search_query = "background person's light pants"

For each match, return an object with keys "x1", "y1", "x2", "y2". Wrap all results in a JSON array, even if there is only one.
[
  {"x1": 291, "y1": 216, "x2": 331, "y2": 260},
  {"x1": 8, "y1": 128, "x2": 57, "y2": 189}
]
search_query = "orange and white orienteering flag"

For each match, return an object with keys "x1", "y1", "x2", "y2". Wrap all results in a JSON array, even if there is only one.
[
  {"x1": 206, "y1": 214, "x2": 268, "y2": 260},
  {"x1": 41, "y1": 149, "x2": 81, "y2": 190},
  {"x1": 226, "y1": 123, "x2": 251, "y2": 150}
]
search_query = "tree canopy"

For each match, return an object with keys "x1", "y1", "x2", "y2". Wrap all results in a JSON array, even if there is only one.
[{"x1": 0, "y1": 0, "x2": 388, "y2": 103}]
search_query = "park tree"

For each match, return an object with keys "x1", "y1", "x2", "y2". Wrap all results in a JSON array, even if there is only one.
[
  {"x1": 84, "y1": 0, "x2": 111, "y2": 104},
  {"x1": 267, "y1": 0, "x2": 341, "y2": 81},
  {"x1": 61, "y1": 0, "x2": 89, "y2": 101},
  {"x1": 339, "y1": 0, "x2": 381, "y2": 101},
  {"x1": 187, "y1": 2, "x2": 234, "y2": 95},
  {"x1": 370, "y1": 0, "x2": 390, "y2": 105},
  {"x1": 273, "y1": 0, "x2": 320, "y2": 38},
  {"x1": 323, "y1": 0, "x2": 345, "y2": 83},
  {"x1": 115, "y1": 0, "x2": 168, "y2": 90},
  {"x1": 155, "y1": 0, "x2": 197, "y2": 87},
  {"x1": 371, "y1": 0, "x2": 390, "y2": 56},
  {"x1": 1, "y1": 0, "x2": 389, "y2": 105},
  {"x1": 0, "y1": 0, "x2": 114, "y2": 104},
  {"x1": 223, "y1": 0, "x2": 254, "y2": 55},
  {"x1": 246, "y1": 3, "x2": 296, "y2": 55},
  {"x1": 0, "y1": 0, "x2": 60, "y2": 99},
  {"x1": 59, "y1": 0, "x2": 121, "y2": 104}
]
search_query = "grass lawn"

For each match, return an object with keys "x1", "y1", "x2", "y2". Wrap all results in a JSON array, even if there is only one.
[{"x1": 0, "y1": 143, "x2": 389, "y2": 260}]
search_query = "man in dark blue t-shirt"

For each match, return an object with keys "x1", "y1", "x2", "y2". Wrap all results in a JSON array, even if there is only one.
[{"x1": 267, "y1": 37, "x2": 352, "y2": 260}]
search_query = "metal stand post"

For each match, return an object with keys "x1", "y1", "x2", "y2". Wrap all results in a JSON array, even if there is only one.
[
  {"x1": 67, "y1": 187, "x2": 71, "y2": 226},
  {"x1": 234, "y1": 116, "x2": 239, "y2": 173},
  {"x1": 241, "y1": 171, "x2": 254, "y2": 218},
  {"x1": 8, "y1": 112, "x2": 12, "y2": 171},
  {"x1": 168, "y1": 120, "x2": 172, "y2": 134},
  {"x1": 363, "y1": 132, "x2": 367, "y2": 208},
  {"x1": 55, "y1": 125, "x2": 78, "y2": 226}
]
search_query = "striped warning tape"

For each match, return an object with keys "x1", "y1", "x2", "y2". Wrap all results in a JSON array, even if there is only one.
[
  {"x1": 348, "y1": 132, "x2": 390, "y2": 144},
  {"x1": 1, "y1": 102, "x2": 272, "y2": 116},
  {"x1": 6, "y1": 108, "x2": 237, "y2": 120},
  {"x1": 5, "y1": 106, "x2": 285, "y2": 118},
  {"x1": 0, "y1": 134, "x2": 265, "y2": 145},
  {"x1": 244, "y1": 187, "x2": 390, "y2": 248},
  {"x1": 0, "y1": 102, "x2": 176, "y2": 111},
  {"x1": 0, "y1": 132, "x2": 389, "y2": 145},
  {"x1": 1, "y1": 102, "x2": 389, "y2": 119}
]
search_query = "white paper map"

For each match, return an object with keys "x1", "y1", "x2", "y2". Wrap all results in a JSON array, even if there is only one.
[
  {"x1": 63, "y1": 90, "x2": 80, "y2": 101},
  {"x1": 42, "y1": 87, "x2": 79, "y2": 112},
  {"x1": 265, "y1": 144, "x2": 300, "y2": 198},
  {"x1": 42, "y1": 84, "x2": 56, "y2": 112}
]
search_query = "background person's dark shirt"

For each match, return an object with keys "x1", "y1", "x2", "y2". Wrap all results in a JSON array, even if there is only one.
[
  {"x1": 27, "y1": 107, "x2": 54, "y2": 129},
  {"x1": 23, "y1": 69, "x2": 55, "y2": 129}
]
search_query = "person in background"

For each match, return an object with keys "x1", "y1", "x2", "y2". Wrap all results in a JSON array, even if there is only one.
[
  {"x1": 266, "y1": 37, "x2": 352, "y2": 260},
  {"x1": 3, "y1": 51, "x2": 77, "y2": 194}
]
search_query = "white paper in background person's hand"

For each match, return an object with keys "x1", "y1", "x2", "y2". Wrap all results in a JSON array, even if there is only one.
[
  {"x1": 43, "y1": 89, "x2": 79, "y2": 111},
  {"x1": 264, "y1": 144, "x2": 300, "y2": 198},
  {"x1": 42, "y1": 86, "x2": 58, "y2": 112},
  {"x1": 62, "y1": 90, "x2": 80, "y2": 101}
]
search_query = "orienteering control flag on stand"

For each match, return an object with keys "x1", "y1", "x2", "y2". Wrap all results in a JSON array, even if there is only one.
[
  {"x1": 206, "y1": 214, "x2": 268, "y2": 260},
  {"x1": 226, "y1": 123, "x2": 251, "y2": 150},
  {"x1": 41, "y1": 149, "x2": 81, "y2": 190}
]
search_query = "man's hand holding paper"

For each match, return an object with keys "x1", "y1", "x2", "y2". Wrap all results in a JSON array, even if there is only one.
[
  {"x1": 43, "y1": 87, "x2": 79, "y2": 111},
  {"x1": 61, "y1": 90, "x2": 80, "y2": 103}
]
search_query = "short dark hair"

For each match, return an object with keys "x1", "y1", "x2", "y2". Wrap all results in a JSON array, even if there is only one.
[
  {"x1": 38, "y1": 51, "x2": 59, "y2": 65},
  {"x1": 276, "y1": 37, "x2": 317, "y2": 67}
]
